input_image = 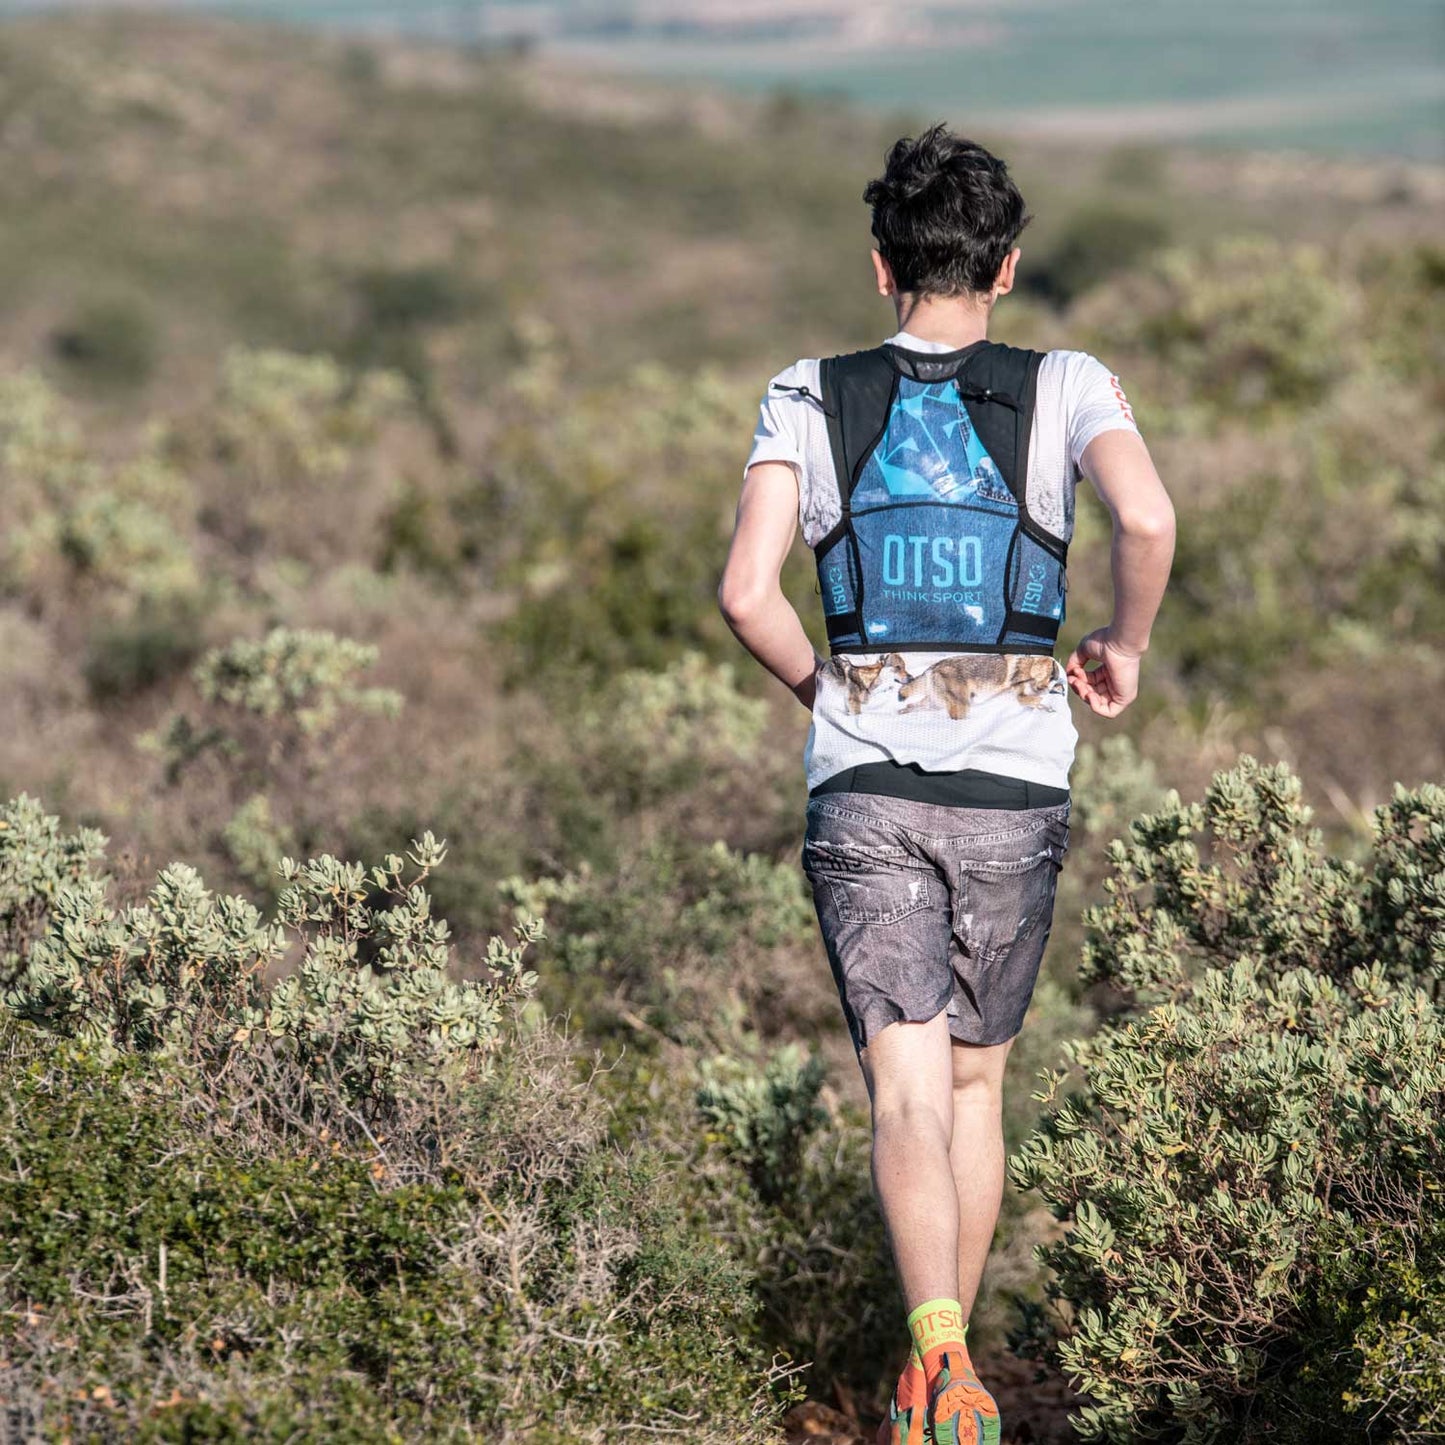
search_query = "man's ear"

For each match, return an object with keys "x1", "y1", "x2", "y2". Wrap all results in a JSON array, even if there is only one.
[
  {"x1": 992, "y1": 246, "x2": 1022, "y2": 300},
  {"x1": 871, "y1": 248, "x2": 896, "y2": 298}
]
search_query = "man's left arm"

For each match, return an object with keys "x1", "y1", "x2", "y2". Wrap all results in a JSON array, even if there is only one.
[{"x1": 717, "y1": 460, "x2": 821, "y2": 710}]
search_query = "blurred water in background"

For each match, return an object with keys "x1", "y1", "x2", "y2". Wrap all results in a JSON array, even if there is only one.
[{"x1": 1, "y1": 0, "x2": 1441, "y2": 157}]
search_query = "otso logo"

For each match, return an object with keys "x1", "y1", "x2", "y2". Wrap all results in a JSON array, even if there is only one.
[
  {"x1": 881, "y1": 534, "x2": 982, "y2": 589},
  {"x1": 1021, "y1": 561, "x2": 1048, "y2": 612},
  {"x1": 824, "y1": 561, "x2": 848, "y2": 613}
]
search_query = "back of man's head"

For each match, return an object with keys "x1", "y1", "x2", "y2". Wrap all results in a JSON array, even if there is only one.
[{"x1": 864, "y1": 124, "x2": 1031, "y2": 300}]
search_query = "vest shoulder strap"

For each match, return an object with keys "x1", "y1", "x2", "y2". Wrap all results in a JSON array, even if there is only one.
[
  {"x1": 818, "y1": 347, "x2": 897, "y2": 542},
  {"x1": 816, "y1": 341, "x2": 1063, "y2": 556}
]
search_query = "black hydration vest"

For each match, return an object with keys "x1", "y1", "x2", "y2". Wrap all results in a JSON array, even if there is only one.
[{"x1": 803, "y1": 340, "x2": 1067, "y2": 656}]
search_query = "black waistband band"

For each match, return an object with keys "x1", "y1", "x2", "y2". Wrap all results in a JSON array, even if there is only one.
[{"x1": 809, "y1": 761, "x2": 1070, "y2": 811}]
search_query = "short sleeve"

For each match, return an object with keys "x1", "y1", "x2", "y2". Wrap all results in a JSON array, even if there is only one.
[
  {"x1": 1063, "y1": 353, "x2": 1140, "y2": 473},
  {"x1": 743, "y1": 360, "x2": 817, "y2": 479}
]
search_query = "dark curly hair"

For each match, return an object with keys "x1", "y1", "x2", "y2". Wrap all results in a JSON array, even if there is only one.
[{"x1": 863, "y1": 124, "x2": 1032, "y2": 298}]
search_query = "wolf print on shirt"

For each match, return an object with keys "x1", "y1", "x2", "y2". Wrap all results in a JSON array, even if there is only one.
[
  {"x1": 897, "y1": 654, "x2": 1063, "y2": 720},
  {"x1": 825, "y1": 654, "x2": 911, "y2": 714},
  {"x1": 819, "y1": 653, "x2": 1064, "y2": 720}
]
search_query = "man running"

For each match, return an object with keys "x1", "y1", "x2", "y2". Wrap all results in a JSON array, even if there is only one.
[{"x1": 717, "y1": 125, "x2": 1175, "y2": 1445}]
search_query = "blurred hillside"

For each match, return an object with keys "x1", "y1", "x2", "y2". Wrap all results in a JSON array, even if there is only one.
[
  {"x1": 2, "y1": 9, "x2": 1441, "y2": 815},
  {"x1": 0, "y1": 10, "x2": 1443, "y2": 1443},
  {"x1": 7, "y1": 1, "x2": 1443, "y2": 158}
]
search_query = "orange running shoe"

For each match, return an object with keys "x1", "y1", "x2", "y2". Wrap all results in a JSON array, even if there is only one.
[
  {"x1": 926, "y1": 1348, "x2": 1000, "y2": 1445},
  {"x1": 876, "y1": 1349, "x2": 929, "y2": 1445}
]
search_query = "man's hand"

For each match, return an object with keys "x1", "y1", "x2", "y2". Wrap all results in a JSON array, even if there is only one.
[
  {"x1": 1065, "y1": 628, "x2": 1143, "y2": 717},
  {"x1": 1070, "y1": 429, "x2": 1174, "y2": 719}
]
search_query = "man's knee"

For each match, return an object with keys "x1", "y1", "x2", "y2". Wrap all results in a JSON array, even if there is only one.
[
  {"x1": 871, "y1": 1086, "x2": 952, "y2": 1148},
  {"x1": 950, "y1": 1037, "x2": 1012, "y2": 1110}
]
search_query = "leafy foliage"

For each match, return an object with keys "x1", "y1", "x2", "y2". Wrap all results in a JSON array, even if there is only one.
[
  {"x1": 4, "y1": 797, "x2": 539, "y2": 1113},
  {"x1": 145, "y1": 625, "x2": 403, "y2": 789},
  {"x1": 0, "y1": 369, "x2": 200, "y2": 616},
  {"x1": 501, "y1": 835, "x2": 814, "y2": 1048},
  {"x1": 1081, "y1": 238, "x2": 1354, "y2": 421},
  {"x1": 1013, "y1": 757, "x2": 1445, "y2": 1443},
  {"x1": 0, "y1": 798, "x2": 795, "y2": 1442},
  {"x1": 208, "y1": 347, "x2": 409, "y2": 488},
  {"x1": 0, "y1": 1027, "x2": 788, "y2": 1443},
  {"x1": 681, "y1": 1033, "x2": 900, "y2": 1407},
  {"x1": 0, "y1": 792, "x2": 110, "y2": 989},
  {"x1": 697, "y1": 1042, "x2": 827, "y2": 1204}
]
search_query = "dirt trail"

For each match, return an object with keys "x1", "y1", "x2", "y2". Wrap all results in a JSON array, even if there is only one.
[{"x1": 785, "y1": 1348, "x2": 1082, "y2": 1444}]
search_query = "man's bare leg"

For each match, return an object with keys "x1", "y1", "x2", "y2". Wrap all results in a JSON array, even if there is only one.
[
  {"x1": 948, "y1": 1036, "x2": 1014, "y2": 1318},
  {"x1": 858, "y1": 1010, "x2": 959, "y2": 1307},
  {"x1": 863, "y1": 1014, "x2": 1006, "y2": 1444}
]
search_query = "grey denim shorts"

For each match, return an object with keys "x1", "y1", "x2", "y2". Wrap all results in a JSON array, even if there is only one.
[{"x1": 800, "y1": 791, "x2": 1071, "y2": 1056}]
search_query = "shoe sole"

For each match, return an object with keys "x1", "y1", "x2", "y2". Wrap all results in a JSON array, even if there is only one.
[{"x1": 933, "y1": 1403, "x2": 1000, "y2": 1445}]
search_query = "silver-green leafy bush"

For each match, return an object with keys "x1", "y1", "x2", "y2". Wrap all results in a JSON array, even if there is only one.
[
  {"x1": 3, "y1": 797, "x2": 540, "y2": 1111},
  {"x1": 193, "y1": 625, "x2": 404, "y2": 737},
  {"x1": 1012, "y1": 756, "x2": 1445, "y2": 1443},
  {"x1": 575, "y1": 650, "x2": 769, "y2": 808},
  {"x1": 0, "y1": 793, "x2": 110, "y2": 988},
  {"x1": 210, "y1": 346, "x2": 409, "y2": 488},
  {"x1": 221, "y1": 791, "x2": 296, "y2": 893},
  {"x1": 1067, "y1": 735, "x2": 1166, "y2": 847},
  {"x1": 697, "y1": 1041, "x2": 826, "y2": 1204},
  {"x1": 145, "y1": 624, "x2": 404, "y2": 785},
  {"x1": 0, "y1": 368, "x2": 200, "y2": 614},
  {"x1": 499, "y1": 835, "x2": 812, "y2": 1049}
]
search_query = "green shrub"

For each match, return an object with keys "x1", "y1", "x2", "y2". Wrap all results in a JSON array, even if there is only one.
[
  {"x1": 682, "y1": 1034, "x2": 899, "y2": 1413},
  {"x1": 375, "y1": 475, "x2": 466, "y2": 581},
  {"x1": 506, "y1": 510, "x2": 736, "y2": 680},
  {"x1": 508, "y1": 649, "x2": 801, "y2": 886},
  {"x1": 0, "y1": 797, "x2": 796, "y2": 1440},
  {"x1": 0, "y1": 1025, "x2": 789, "y2": 1442},
  {"x1": 0, "y1": 792, "x2": 109, "y2": 988},
  {"x1": 471, "y1": 352, "x2": 771, "y2": 681},
  {"x1": 352, "y1": 263, "x2": 473, "y2": 334},
  {"x1": 573, "y1": 650, "x2": 769, "y2": 811},
  {"x1": 144, "y1": 625, "x2": 404, "y2": 790},
  {"x1": 1362, "y1": 242, "x2": 1445, "y2": 386},
  {"x1": 1011, "y1": 757, "x2": 1445, "y2": 1443},
  {"x1": 1066, "y1": 735, "x2": 1166, "y2": 848},
  {"x1": 0, "y1": 369, "x2": 201, "y2": 615},
  {"x1": 207, "y1": 347, "x2": 409, "y2": 488},
  {"x1": 1025, "y1": 202, "x2": 1171, "y2": 307},
  {"x1": 501, "y1": 834, "x2": 814, "y2": 1048},
  {"x1": 50, "y1": 293, "x2": 159, "y2": 389},
  {"x1": 193, "y1": 626, "x2": 403, "y2": 738},
  {"x1": 221, "y1": 791, "x2": 296, "y2": 895},
  {"x1": 83, "y1": 591, "x2": 209, "y2": 699},
  {"x1": 1316, "y1": 1216, "x2": 1445, "y2": 1445},
  {"x1": 1080, "y1": 238, "x2": 1355, "y2": 421},
  {"x1": 5, "y1": 803, "x2": 539, "y2": 1113},
  {"x1": 698, "y1": 1042, "x2": 826, "y2": 1204}
]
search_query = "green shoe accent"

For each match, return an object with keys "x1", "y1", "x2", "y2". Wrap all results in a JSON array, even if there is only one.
[{"x1": 887, "y1": 1392, "x2": 928, "y2": 1445}]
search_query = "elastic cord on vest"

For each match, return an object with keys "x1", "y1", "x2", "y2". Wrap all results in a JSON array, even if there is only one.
[{"x1": 769, "y1": 380, "x2": 837, "y2": 417}]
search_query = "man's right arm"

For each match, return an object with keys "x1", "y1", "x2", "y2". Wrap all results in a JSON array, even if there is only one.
[{"x1": 1065, "y1": 428, "x2": 1176, "y2": 717}]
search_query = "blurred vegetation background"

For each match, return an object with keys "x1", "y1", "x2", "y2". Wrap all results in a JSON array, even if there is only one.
[{"x1": 0, "y1": 9, "x2": 1441, "y2": 1443}]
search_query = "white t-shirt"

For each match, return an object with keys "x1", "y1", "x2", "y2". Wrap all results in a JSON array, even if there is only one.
[{"x1": 745, "y1": 330, "x2": 1140, "y2": 792}]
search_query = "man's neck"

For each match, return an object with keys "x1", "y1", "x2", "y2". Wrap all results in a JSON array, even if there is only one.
[{"x1": 891, "y1": 292, "x2": 992, "y2": 349}]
